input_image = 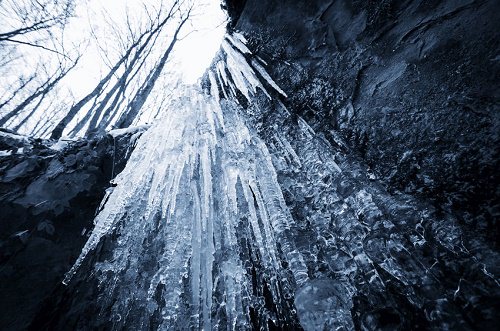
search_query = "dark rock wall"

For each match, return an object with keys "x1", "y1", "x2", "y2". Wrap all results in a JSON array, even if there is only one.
[
  {"x1": 235, "y1": 87, "x2": 499, "y2": 330},
  {"x1": 0, "y1": 131, "x2": 140, "y2": 330},
  {"x1": 222, "y1": 0, "x2": 247, "y2": 28},
  {"x1": 229, "y1": 0, "x2": 500, "y2": 244}
]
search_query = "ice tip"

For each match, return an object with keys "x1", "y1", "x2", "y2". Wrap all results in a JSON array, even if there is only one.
[{"x1": 62, "y1": 270, "x2": 75, "y2": 286}]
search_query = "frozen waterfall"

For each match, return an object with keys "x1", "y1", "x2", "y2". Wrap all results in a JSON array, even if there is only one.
[
  {"x1": 62, "y1": 33, "x2": 308, "y2": 330},
  {"x1": 59, "y1": 33, "x2": 498, "y2": 331}
]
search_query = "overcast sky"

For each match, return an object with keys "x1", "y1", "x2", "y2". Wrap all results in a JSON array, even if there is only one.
[
  {"x1": 65, "y1": 0, "x2": 227, "y2": 92},
  {"x1": 0, "y1": 0, "x2": 227, "y2": 136}
]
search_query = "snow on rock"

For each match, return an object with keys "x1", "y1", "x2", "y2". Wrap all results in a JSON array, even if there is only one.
[
  {"x1": 0, "y1": 150, "x2": 12, "y2": 156},
  {"x1": 0, "y1": 129, "x2": 31, "y2": 152},
  {"x1": 49, "y1": 140, "x2": 71, "y2": 151},
  {"x1": 0, "y1": 130, "x2": 30, "y2": 143},
  {"x1": 107, "y1": 124, "x2": 152, "y2": 138}
]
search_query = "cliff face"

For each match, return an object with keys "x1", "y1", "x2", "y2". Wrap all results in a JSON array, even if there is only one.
[
  {"x1": 228, "y1": 0, "x2": 499, "y2": 243},
  {"x1": 0, "y1": 128, "x2": 145, "y2": 330},
  {"x1": 217, "y1": 1, "x2": 500, "y2": 329}
]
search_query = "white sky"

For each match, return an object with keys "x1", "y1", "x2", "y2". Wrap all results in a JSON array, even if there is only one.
[
  {"x1": 64, "y1": 0, "x2": 227, "y2": 94},
  {"x1": 173, "y1": 2, "x2": 227, "y2": 83},
  {"x1": 0, "y1": 0, "x2": 227, "y2": 136}
]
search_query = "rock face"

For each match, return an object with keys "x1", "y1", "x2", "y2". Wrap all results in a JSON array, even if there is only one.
[
  {"x1": 0, "y1": 128, "x2": 144, "y2": 330},
  {"x1": 219, "y1": 0, "x2": 499, "y2": 329},
  {"x1": 229, "y1": 0, "x2": 500, "y2": 244}
]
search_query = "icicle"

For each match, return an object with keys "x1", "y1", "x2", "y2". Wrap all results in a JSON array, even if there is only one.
[
  {"x1": 274, "y1": 134, "x2": 301, "y2": 167},
  {"x1": 62, "y1": 30, "x2": 319, "y2": 329},
  {"x1": 208, "y1": 71, "x2": 220, "y2": 103},
  {"x1": 216, "y1": 60, "x2": 236, "y2": 99},
  {"x1": 222, "y1": 40, "x2": 271, "y2": 100},
  {"x1": 216, "y1": 32, "x2": 288, "y2": 103},
  {"x1": 226, "y1": 33, "x2": 251, "y2": 55},
  {"x1": 298, "y1": 116, "x2": 315, "y2": 138},
  {"x1": 251, "y1": 58, "x2": 288, "y2": 97}
]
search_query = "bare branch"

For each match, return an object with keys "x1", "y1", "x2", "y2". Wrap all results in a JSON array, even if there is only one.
[{"x1": 2, "y1": 37, "x2": 70, "y2": 58}]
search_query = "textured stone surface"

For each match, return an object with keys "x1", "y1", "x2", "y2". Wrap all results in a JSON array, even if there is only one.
[
  {"x1": 220, "y1": 0, "x2": 500, "y2": 328},
  {"x1": 238, "y1": 93, "x2": 499, "y2": 330},
  {"x1": 0, "y1": 130, "x2": 142, "y2": 330},
  {"x1": 230, "y1": 0, "x2": 500, "y2": 244}
]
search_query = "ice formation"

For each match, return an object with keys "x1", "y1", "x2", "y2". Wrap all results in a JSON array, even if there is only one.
[
  {"x1": 62, "y1": 32, "x2": 498, "y2": 330},
  {"x1": 63, "y1": 33, "x2": 308, "y2": 329}
]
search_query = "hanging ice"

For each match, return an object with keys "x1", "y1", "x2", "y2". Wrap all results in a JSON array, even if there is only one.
[
  {"x1": 59, "y1": 31, "x2": 492, "y2": 331},
  {"x1": 63, "y1": 74, "x2": 307, "y2": 329},
  {"x1": 214, "y1": 32, "x2": 287, "y2": 102}
]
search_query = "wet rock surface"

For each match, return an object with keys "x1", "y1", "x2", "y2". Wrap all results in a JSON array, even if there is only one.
[
  {"x1": 219, "y1": 0, "x2": 500, "y2": 328},
  {"x1": 241, "y1": 93, "x2": 499, "y2": 330},
  {"x1": 0, "y1": 129, "x2": 143, "y2": 330},
  {"x1": 230, "y1": 0, "x2": 500, "y2": 244}
]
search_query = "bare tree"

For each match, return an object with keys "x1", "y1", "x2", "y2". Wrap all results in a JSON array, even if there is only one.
[
  {"x1": 0, "y1": 0, "x2": 80, "y2": 134},
  {"x1": 50, "y1": 0, "x2": 193, "y2": 139},
  {"x1": 115, "y1": 6, "x2": 192, "y2": 129},
  {"x1": 0, "y1": 57, "x2": 80, "y2": 127},
  {"x1": 0, "y1": 73, "x2": 37, "y2": 110},
  {"x1": 0, "y1": 0, "x2": 196, "y2": 138},
  {"x1": 0, "y1": 0, "x2": 74, "y2": 54}
]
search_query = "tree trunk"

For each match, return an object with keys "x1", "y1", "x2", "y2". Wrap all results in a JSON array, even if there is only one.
[{"x1": 115, "y1": 14, "x2": 189, "y2": 129}]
